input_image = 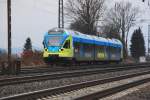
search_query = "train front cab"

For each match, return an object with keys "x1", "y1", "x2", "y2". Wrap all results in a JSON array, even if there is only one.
[
  {"x1": 43, "y1": 34, "x2": 74, "y2": 64},
  {"x1": 59, "y1": 35, "x2": 74, "y2": 58}
]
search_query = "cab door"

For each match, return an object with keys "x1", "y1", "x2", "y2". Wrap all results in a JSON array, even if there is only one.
[{"x1": 59, "y1": 37, "x2": 74, "y2": 58}]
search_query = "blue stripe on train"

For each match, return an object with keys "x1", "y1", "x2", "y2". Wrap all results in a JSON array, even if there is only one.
[{"x1": 73, "y1": 37, "x2": 122, "y2": 48}]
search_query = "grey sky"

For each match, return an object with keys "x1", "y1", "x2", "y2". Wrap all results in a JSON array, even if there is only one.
[
  {"x1": 0, "y1": 0, "x2": 150, "y2": 53},
  {"x1": 0, "y1": 0, "x2": 58, "y2": 49}
]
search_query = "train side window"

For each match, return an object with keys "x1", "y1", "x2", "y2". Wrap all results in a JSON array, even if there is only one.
[
  {"x1": 99, "y1": 46, "x2": 104, "y2": 53},
  {"x1": 110, "y1": 47, "x2": 113, "y2": 53},
  {"x1": 74, "y1": 42, "x2": 80, "y2": 52},
  {"x1": 113, "y1": 47, "x2": 118, "y2": 53},
  {"x1": 112, "y1": 47, "x2": 116, "y2": 53},
  {"x1": 63, "y1": 40, "x2": 70, "y2": 49}
]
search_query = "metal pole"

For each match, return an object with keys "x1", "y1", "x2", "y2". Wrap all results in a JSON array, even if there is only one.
[
  {"x1": 148, "y1": 25, "x2": 150, "y2": 56},
  {"x1": 62, "y1": 0, "x2": 64, "y2": 28},
  {"x1": 7, "y1": 0, "x2": 12, "y2": 74},
  {"x1": 58, "y1": 0, "x2": 60, "y2": 28},
  {"x1": 58, "y1": 0, "x2": 64, "y2": 28}
]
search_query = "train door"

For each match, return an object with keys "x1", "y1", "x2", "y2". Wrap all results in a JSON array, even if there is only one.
[
  {"x1": 74, "y1": 42, "x2": 81, "y2": 60},
  {"x1": 83, "y1": 43, "x2": 94, "y2": 61},
  {"x1": 110, "y1": 47, "x2": 118, "y2": 61},
  {"x1": 104, "y1": 46, "x2": 109, "y2": 60},
  {"x1": 116, "y1": 48, "x2": 122, "y2": 60},
  {"x1": 106, "y1": 46, "x2": 111, "y2": 61},
  {"x1": 95, "y1": 45, "x2": 105, "y2": 61},
  {"x1": 74, "y1": 42, "x2": 85, "y2": 61},
  {"x1": 59, "y1": 36, "x2": 74, "y2": 58}
]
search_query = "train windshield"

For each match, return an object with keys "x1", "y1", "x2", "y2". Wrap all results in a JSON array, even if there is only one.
[{"x1": 47, "y1": 36, "x2": 64, "y2": 46}]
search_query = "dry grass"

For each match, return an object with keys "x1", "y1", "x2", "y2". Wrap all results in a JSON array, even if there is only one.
[
  {"x1": 122, "y1": 56, "x2": 136, "y2": 64},
  {"x1": 0, "y1": 50, "x2": 45, "y2": 68},
  {"x1": 21, "y1": 50, "x2": 45, "y2": 67}
]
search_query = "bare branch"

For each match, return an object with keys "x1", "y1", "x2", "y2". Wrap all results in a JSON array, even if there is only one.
[
  {"x1": 65, "y1": 0, "x2": 105, "y2": 34},
  {"x1": 102, "y1": 1, "x2": 140, "y2": 57}
]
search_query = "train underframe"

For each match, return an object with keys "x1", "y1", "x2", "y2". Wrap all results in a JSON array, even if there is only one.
[{"x1": 43, "y1": 56, "x2": 122, "y2": 66}]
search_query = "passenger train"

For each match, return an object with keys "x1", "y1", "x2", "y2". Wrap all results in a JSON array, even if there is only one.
[{"x1": 43, "y1": 28, "x2": 123, "y2": 65}]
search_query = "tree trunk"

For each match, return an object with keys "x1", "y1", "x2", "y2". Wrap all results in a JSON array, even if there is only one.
[
  {"x1": 125, "y1": 31, "x2": 129, "y2": 56},
  {"x1": 122, "y1": 12, "x2": 127, "y2": 59}
]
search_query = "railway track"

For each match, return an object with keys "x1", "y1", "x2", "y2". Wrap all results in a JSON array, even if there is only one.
[
  {"x1": 19, "y1": 62, "x2": 150, "y2": 74},
  {"x1": 1, "y1": 70, "x2": 150, "y2": 100},
  {"x1": 0, "y1": 63, "x2": 150, "y2": 87},
  {"x1": 0, "y1": 62, "x2": 149, "y2": 75},
  {"x1": 75, "y1": 77, "x2": 150, "y2": 100}
]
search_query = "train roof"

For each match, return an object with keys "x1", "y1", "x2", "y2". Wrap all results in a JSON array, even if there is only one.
[
  {"x1": 46, "y1": 28, "x2": 123, "y2": 48},
  {"x1": 65, "y1": 30, "x2": 122, "y2": 48}
]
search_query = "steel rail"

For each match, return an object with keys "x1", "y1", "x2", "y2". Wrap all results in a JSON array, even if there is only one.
[
  {"x1": 20, "y1": 62, "x2": 150, "y2": 73},
  {"x1": 1, "y1": 62, "x2": 149, "y2": 75},
  {"x1": 2, "y1": 62, "x2": 147, "y2": 74},
  {"x1": 0, "y1": 70, "x2": 150, "y2": 100},
  {"x1": 75, "y1": 77, "x2": 150, "y2": 100}
]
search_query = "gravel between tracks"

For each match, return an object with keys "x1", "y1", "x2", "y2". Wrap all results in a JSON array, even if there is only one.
[
  {"x1": 101, "y1": 82, "x2": 150, "y2": 100},
  {"x1": 43, "y1": 74, "x2": 150, "y2": 100},
  {"x1": 1, "y1": 67, "x2": 150, "y2": 98},
  {"x1": 112, "y1": 83, "x2": 150, "y2": 100}
]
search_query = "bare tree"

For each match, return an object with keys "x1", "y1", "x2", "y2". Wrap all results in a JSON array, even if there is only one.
[
  {"x1": 101, "y1": 23, "x2": 121, "y2": 39},
  {"x1": 103, "y1": 1, "x2": 139, "y2": 58},
  {"x1": 65, "y1": 0, "x2": 105, "y2": 35}
]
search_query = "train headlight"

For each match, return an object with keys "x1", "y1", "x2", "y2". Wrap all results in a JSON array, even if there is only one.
[
  {"x1": 45, "y1": 48, "x2": 48, "y2": 51},
  {"x1": 59, "y1": 48, "x2": 64, "y2": 51}
]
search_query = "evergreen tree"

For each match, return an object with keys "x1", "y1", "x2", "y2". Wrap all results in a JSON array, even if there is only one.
[
  {"x1": 24, "y1": 37, "x2": 32, "y2": 51},
  {"x1": 130, "y1": 27, "x2": 145, "y2": 60}
]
